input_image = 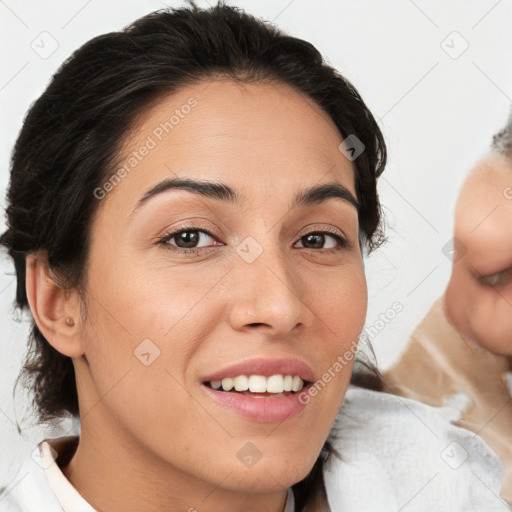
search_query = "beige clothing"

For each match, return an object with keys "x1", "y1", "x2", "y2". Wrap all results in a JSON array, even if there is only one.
[{"x1": 384, "y1": 296, "x2": 512, "y2": 503}]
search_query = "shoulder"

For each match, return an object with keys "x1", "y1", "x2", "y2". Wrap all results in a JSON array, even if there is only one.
[
  {"x1": 0, "y1": 443, "x2": 64, "y2": 512},
  {"x1": 322, "y1": 386, "x2": 509, "y2": 511}
]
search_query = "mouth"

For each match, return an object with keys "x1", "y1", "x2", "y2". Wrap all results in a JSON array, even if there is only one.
[
  {"x1": 199, "y1": 357, "x2": 315, "y2": 421},
  {"x1": 202, "y1": 374, "x2": 311, "y2": 398}
]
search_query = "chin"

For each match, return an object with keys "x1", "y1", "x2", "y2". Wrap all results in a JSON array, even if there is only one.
[
  {"x1": 226, "y1": 463, "x2": 314, "y2": 492},
  {"x1": 474, "y1": 336, "x2": 512, "y2": 357},
  {"x1": 217, "y1": 446, "x2": 319, "y2": 492}
]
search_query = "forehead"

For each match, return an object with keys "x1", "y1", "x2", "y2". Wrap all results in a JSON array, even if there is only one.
[
  {"x1": 106, "y1": 79, "x2": 356, "y2": 210},
  {"x1": 455, "y1": 154, "x2": 512, "y2": 272},
  {"x1": 457, "y1": 154, "x2": 512, "y2": 218}
]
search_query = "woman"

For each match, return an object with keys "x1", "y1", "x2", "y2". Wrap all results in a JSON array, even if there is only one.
[
  {"x1": 0, "y1": 2, "x2": 507, "y2": 511},
  {"x1": 385, "y1": 112, "x2": 512, "y2": 504}
]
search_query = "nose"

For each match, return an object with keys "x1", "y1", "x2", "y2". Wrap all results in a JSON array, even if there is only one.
[{"x1": 227, "y1": 244, "x2": 307, "y2": 337}]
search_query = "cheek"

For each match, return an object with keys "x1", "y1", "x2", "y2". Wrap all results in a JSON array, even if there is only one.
[
  {"x1": 79, "y1": 286, "x2": 227, "y2": 475},
  {"x1": 314, "y1": 264, "x2": 368, "y2": 348},
  {"x1": 468, "y1": 287, "x2": 512, "y2": 355},
  {"x1": 87, "y1": 249, "x2": 229, "y2": 342},
  {"x1": 444, "y1": 266, "x2": 473, "y2": 333},
  {"x1": 303, "y1": 264, "x2": 368, "y2": 404},
  {"x1": 79, "y1": 253, "x2": 234, "y2": 421}
]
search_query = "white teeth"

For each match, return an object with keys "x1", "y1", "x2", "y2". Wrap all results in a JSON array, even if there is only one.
[
  {"x1": 283, "y1": 375, "x2": 293, "y2": 392},
  {"x1": 291, "y1": 375, "x2": 303, "y2": 392},
  {"x1": 234, "y1": 375, "x2": 249, "y2": 391},
  {"x1": 211, "y1": 374, "x2": 306, "y2": 394},
  {"x1": 221, "y1": 378, "x2": 234, "y2": 391},
  {"x1": 266, "y1": 375, "x2": 284, "y2": 393},
  {"x1": 249, "y1": 375, "x2": 267, "y2": 392}
]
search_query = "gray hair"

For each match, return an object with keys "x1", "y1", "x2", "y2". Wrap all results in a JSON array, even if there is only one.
[{"x1": 491, "y1": 108, "x2": 512, "y2": 157}]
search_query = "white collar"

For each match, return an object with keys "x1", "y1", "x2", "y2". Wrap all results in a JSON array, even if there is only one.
[
  {"x1": 504, "y1": 371, "x2": 512, "y2": 398},
  {"x1": 39, "y1": 438, "x2": 95, "y2": 511}
]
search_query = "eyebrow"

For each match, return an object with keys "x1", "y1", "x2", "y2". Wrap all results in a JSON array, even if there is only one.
[{"x1": 131, "y1": 177, "x2": 359, "y2": 216}]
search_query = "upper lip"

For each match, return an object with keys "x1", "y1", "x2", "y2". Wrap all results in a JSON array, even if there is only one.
[{"x1": 201, "y1": 357, "x2": 315, "y2": 383}]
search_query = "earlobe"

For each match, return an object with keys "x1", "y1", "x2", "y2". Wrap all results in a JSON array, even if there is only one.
[{"x1": 25, "y1": 251, "x2": 84, "y2": 358}]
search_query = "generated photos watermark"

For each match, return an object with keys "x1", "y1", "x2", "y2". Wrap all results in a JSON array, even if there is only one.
[
  {"x1": 94, "y1": 97, "x2": 198, "y2": 200},
  {"x1": 298, "y1": 301, "x2": 403, "y2": 404}
]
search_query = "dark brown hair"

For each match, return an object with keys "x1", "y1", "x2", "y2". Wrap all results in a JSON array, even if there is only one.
[{"x1": 0, "y1": 2, "x2": 386, "y2": 509}]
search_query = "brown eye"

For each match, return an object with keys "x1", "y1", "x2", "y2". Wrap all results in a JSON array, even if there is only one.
[
  {"x1": 479, "y1": 268, "x2": 512, "y2": 287},
  {"x1": 295, "y1": 232, "x2": 346, "y2": 251},
  {"x1": 173, "y1": 230, "x2": 201, "y2": 248},
  {"x1": 160, "y1": 228, "x2": 219, "y2": 250}
]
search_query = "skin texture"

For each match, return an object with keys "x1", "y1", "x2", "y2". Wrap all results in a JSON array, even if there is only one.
[
  {"x1": 24, "y1": 80, "x2": 368, "y2": 512},
  {"x1": 444, "y1": 153, "x2": 512, "y2": 355}
]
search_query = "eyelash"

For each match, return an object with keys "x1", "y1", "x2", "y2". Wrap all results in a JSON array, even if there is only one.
[{"x1": 157, "y1": 224, "x2": 349, "y2": 256}]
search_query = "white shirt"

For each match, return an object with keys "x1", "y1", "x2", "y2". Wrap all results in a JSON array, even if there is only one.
[{"x1": 0, "y1": 386, "x2": 508, "y2": 511}]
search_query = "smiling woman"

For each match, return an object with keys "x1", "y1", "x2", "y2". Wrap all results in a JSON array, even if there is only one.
[{"x1": 0, "y1": 1, "x2": 507, "y2": 512}]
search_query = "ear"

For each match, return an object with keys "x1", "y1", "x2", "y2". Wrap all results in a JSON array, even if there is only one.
[{"x1": 25, "y1": 251, "x2": 85, "y2": 358}]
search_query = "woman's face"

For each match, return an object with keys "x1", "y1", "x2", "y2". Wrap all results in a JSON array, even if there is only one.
[
  {"x1": 76, "y1": 79, "x2": 367, "y2": 492},
  {"x1": 444, "y1": 153, "x2": 512, "y2": 355}
]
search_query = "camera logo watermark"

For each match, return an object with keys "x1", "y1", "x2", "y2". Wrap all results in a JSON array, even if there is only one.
[
  {"x1": 236, "y1": 236, "x2": 264, "y2": 264},
  {"x1": 442, "y1": 236, "x2": 467, "y2": 263},
  {"x1": 31, "y1": 31, "x2": 59, "y2": 59},
  {"x1": 134, "y1": 338, "x2": 161, "y2": 366},
  {"x1": 441, "y1": 441, "x2": 469, "y2": 469},
  {"x1": 338, "y1": 134, "x2": 365, "y2": 161},
  {"x1": 31, "y1": 444, "x2": 58, "y2": 469},
  {"x1": 237, "y1": 442, "x2": 262, "y2": 468},
  {"x1": 441, "y1": 31, "x2": 469, "y2": 60}
]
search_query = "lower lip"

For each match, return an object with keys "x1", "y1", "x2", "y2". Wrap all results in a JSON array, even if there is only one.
[{"x1": 200, "y1": 383, "x2": 311, "y2": 422}]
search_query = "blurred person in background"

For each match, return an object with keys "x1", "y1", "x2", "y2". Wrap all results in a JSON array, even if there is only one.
[{"x1": 385, "y1": 112, "x2": 512, "y2": 504}]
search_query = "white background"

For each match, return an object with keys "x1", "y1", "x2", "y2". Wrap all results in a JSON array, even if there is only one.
[{"x1": 1, "y1": 0, "x2": 511, "y2": 490}]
